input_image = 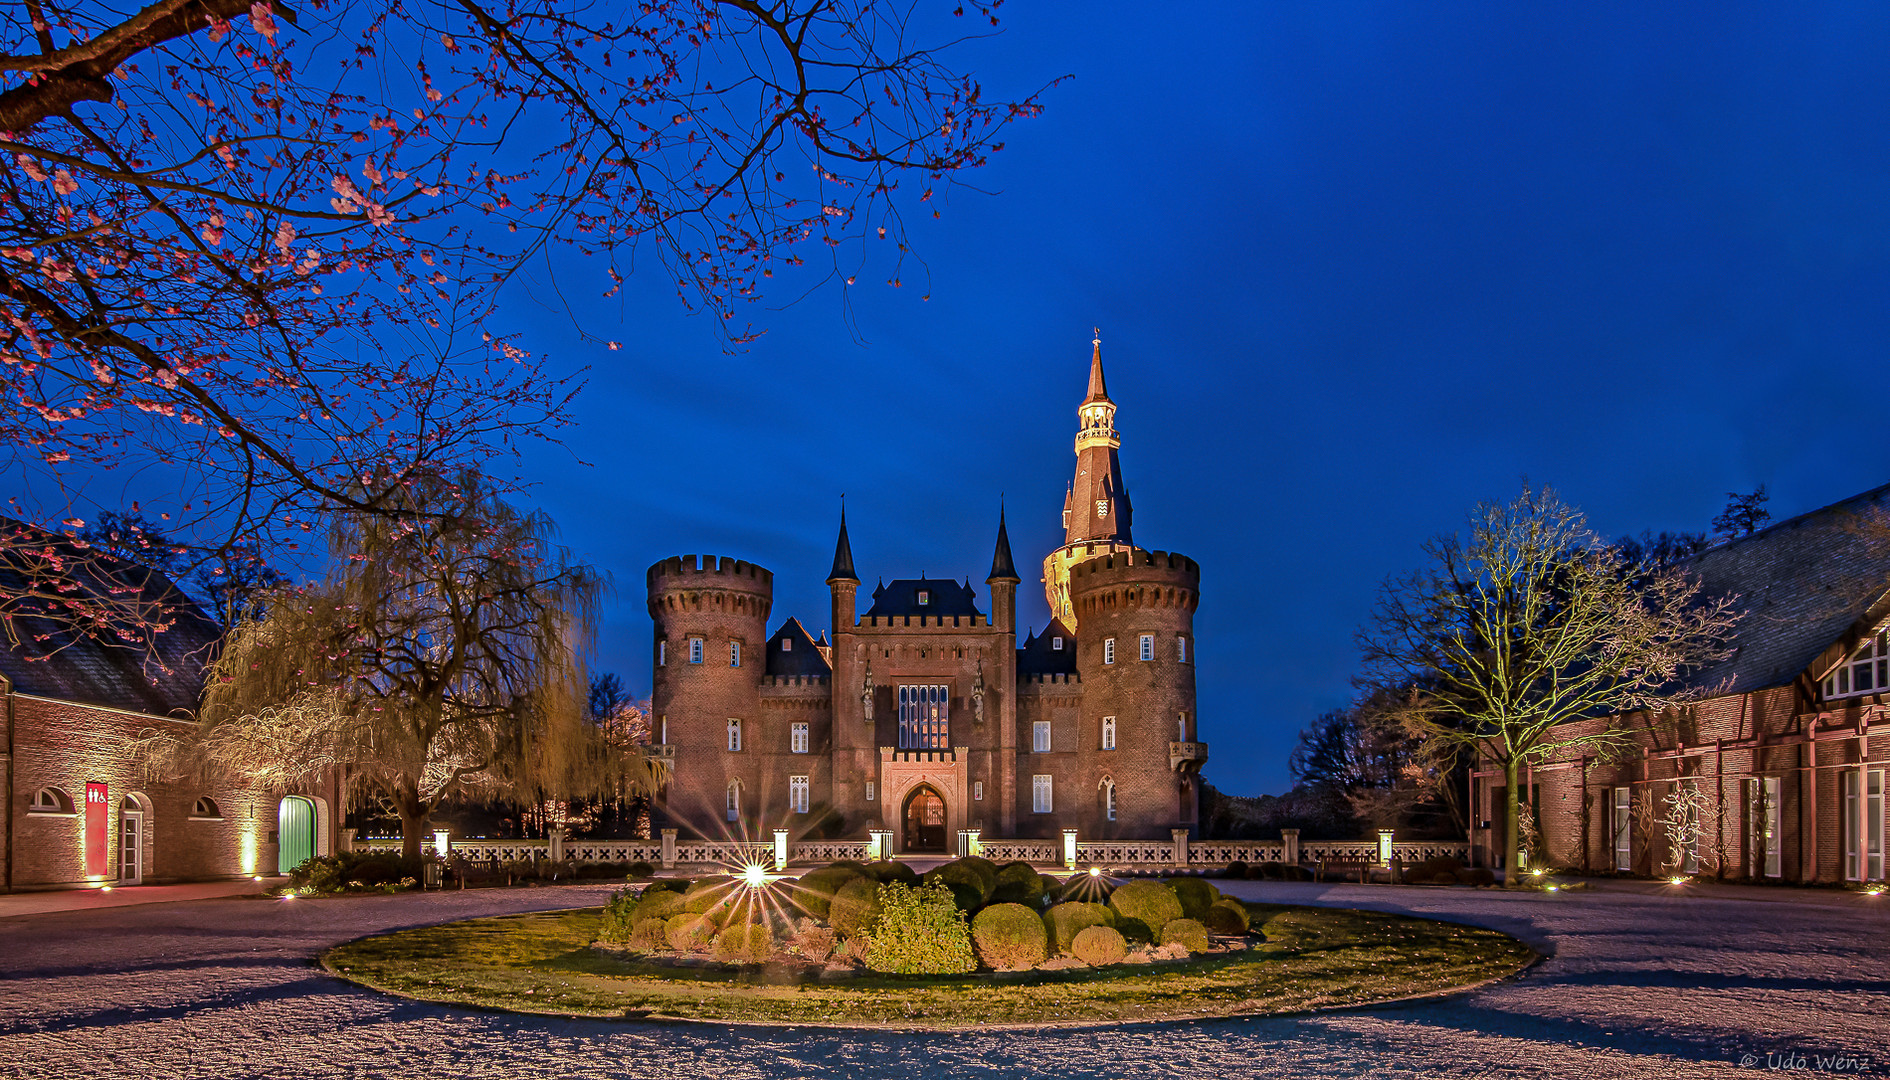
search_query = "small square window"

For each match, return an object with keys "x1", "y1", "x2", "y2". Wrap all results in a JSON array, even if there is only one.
[
  {"x1": 1051, "y1": 636, "x2": 1064, "y2": 651},
  {"x1": 781, "y1": 637, "x2": 792, "y2": 651},
  {"x1": 1033, "y1": 720, "x2": 1051, "y2": 753},
  {"x1": 1103, "y1": 638, "x2": 1115, "y2": 665},
  {"x1": 917, "y1": 590, "x2": 930, "y2": 606},
  {"x1": 688, "y1": 638, "x2": 705, "y2": 664},
  {"x1": 1139, "y1": 634, "x2": 1154, "y2": 661}
]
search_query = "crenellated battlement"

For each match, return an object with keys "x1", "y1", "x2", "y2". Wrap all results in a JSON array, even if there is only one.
[
  {"x1": 647, "y1": 554, "x2": 773, "y2": 591},
  {"x1": 760, "y1": 675, "x2": 831, "y2": 691},
  {"x1": 1068, "y1": 548, "x2": 1198, "y2": 590},
  {"x1": 855, "y1": 614, "x2": 993, "y2": 631}
]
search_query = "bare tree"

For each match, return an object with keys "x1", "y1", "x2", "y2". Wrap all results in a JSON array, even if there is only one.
[
  {"x1": 150, "y1": 470, "x2": 661, "y2": 859},
  {"x1": 1712, "y1": 486, "x2": 1771, "y2": 540},
  {"x1": 1358, "y1": 484, "x2": 1739, "y2": 884},
  {"x1": 1, "y1": 0, "x2": 1058, "y2": 653}
]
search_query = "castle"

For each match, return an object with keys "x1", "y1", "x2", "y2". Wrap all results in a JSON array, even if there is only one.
[{"x1": 646, "y1": 340, "x2": 1209, "y2": 853}]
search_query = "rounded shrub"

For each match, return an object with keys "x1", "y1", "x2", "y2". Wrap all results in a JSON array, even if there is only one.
[
  {"x1": 991, "y1": 862, "x2": 1044, "y2": 906},
  {"x1": 681, "y1": 877, "x2": 736, "y2": 914},
  {"x1": 862, "y1": 881, "x2": 975, "y2": 975},
  {"x1": 1160, "y1": 917, "x2": 1212, "y2": 954},
  {"x1": 665, "y1": 913, "x2": 715, "y2": 952},
  {"x1": 1070, "y1": 924, "x2": 1129, "y2": 967},
  {"x1": 641, "y1": 877, "x2": 689, "y2": 895},
  {"x1": 1201, "y1": 898, "x2": 1251, "y2": 935},
  {"x1": 1109, "y1": 881, "x2": 1184, "y2": 938},
  {"x1": 828, "y1": 876, "x2": 883, "y2": 938},
  {"x1": 628, "y1": 916, "x2": 669, "y2": 951},
  {"x1": 1041, "y1": 901, "x2": 1115, "y2": 954},
  {"x1": 1223, "y1": 861, "x2": 1249, "y2": 880},
  {"x1": 924, "y1": 860, "x2": 995, "y2": 905},
  {"x1": 597, "y1": 888, "x2": 640, "y2": 943},
  {"x1": 970, "y1": 903, "x2": 1049, "y2": 970},
  {"x1": 625, "y1": 861, "x2": 656, "y2": 880},
  {"x1": 956, "y1": 856, "x2": 1000, "y2": 895},
  {"x1": 712, "y1": 922, "x2": 774, "y2": 965},
  {"x1": 636, "y1": 888, "x2": 684, "y2": 924},
  {"x1": 866, "y1": 860, "x2": 919, "y2": 885},
  {"x1": 1165, "y1": 877, "x2": 1221, "y2": 919},
  {"x1": 1461, "y1": 867, "x2": 1496, "y2": 886},
  {"x1": 1053, "y1": 873, "x2": 1117, "y2": 904},
  {"x1": 791, "y1": 867, "x2": 861, "y2": 920},
  {"x1": 828, "y1": 860, "x2": 874, "y2": 877}
]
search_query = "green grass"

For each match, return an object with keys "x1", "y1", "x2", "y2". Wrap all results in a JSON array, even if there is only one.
[{"x1": 320, "y1": 902, "x2": 1535, "y2": 1029}]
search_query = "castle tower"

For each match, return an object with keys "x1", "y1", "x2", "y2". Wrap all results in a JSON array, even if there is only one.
[
  {"x1": 1043, "y1": 333, "x2": 1138, "y2": 629},
  {"x1": 647, "y1": 555, "x2": 772, "y2": 834},
  {"x1": 1067, "y1": 548, "x2": 1207, "y2": 836}
]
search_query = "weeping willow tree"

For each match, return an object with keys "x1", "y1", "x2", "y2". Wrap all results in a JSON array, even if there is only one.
[{"x1": 164, "y1": 472, "x2": 661, "y2": 860}]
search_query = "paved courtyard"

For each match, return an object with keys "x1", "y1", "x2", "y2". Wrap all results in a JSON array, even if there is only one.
[{"x1": 0, "y1": 879, "x2": 1883, "y2": 1079}]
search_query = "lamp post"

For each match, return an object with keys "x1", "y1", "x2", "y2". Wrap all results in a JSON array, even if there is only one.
[{"x1": 1062, "y1": 828, "x2": 1079, "y2": 870}]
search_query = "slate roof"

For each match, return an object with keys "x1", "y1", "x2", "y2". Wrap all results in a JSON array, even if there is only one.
[
  {"x1": 863, "y1": 577, "x2": 982, "y2": 619},
  {"x1": 765, "y1": 617, "x2": 832, "y2": 678},
  {"x1": 1680, "y1": 481, "x2": 1890, "y2": 695},
  {"x1": 1017, "y1": 619, "x2": 1079, "y2": 676},
  {"x1": 0, "y1": 521, "x2": 221, "y2": 717}
]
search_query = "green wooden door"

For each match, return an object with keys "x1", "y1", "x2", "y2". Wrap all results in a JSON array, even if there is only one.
[{"x1": 277, "y1": 796, "x2": 316, "y2": 874}]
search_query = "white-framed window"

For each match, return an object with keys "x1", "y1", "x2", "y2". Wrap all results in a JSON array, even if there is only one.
[
  {"x1": 789, "y1": 775, "x2": 809, "y2": 814},
  {"x1": 974, "y1": 781, "x2": 984, "y2": 801},
  {"x1": 1102, "y1": 715, "x2": 1117, "y2": 750},
  {"x1": 1844, "y1": 768, "x2": 1884, "y2": 881},
  {"x1": 1138, "y1": 634, "x2": 1153, "y2": 661},
  {"x1": 1824, "y1": 631, "x2": 1888, "y2": 699},
  {"x1": 1102, "y1": 777, "x2": 1117, "y2": 821},
  {"x1": 1033, "y1": 720, "x2": 1051, "y2": 753},
  {"x1": 730, "y1": 640, "x2": 742, "y2": 667},
  {"x1": 727, "y1": 718, "x2": 743, "y2": 752},
  {"x1": 27, "y1": 787, "x2": 74, "y2": 815},
  {"x1": 897, "y1": 684, "x2": 949, "y2": 749},
  {"x1": 658, "y1": 640, "x2": 667, "y2": 666},
  {"x1": 866, "y1": 781, "x2": 875, "y2": 802},
  {"x1": 190, "y1": 796, "x2": 222, "y2": 820},
  {"x1": 688, "y1": 637, "x2": 705, "y2": 664},
  {"x1": 917, "y1": 589, "x2": 930, "y2": 606},
  {"x1": 1051, "y1": 636, "x2": 1064, "y2": 651},
  {"x1": 1032, "y1": 774, "x2": 1053, "y2": 814},
  {"x1": 780, "y1": 636, "x2": 792, "y2": 651},
  {"x1": 726, "y1": 782, "x2": 741, "y2": 822},
  {"x1": 1103, "y1": 638, "x2": 1115, "y2": 665},
  {"x1": 1611, "y1": 787, "x2": 1631, "y2": 871},
  {"x1": 790, "y1": 722, "x2": 809, "y2": 754},
  {"x1": 1177, "y1": 636, "x2": 1188, "y2": 663}
]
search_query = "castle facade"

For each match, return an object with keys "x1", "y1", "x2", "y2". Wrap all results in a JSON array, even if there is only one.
[{"x1": 646, "y1": 342, "x2": 1209, "y2": 852}]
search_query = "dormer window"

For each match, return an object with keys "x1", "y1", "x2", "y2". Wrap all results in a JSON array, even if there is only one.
[
  {"x1": 1825, "y1": 631, "x2": 1889, "y2": 699},
  {"x1": 1051, "y1": 636, "x2": 1064, "y2": 651},
  {"x1": 917, "y1": 590, "x2": 930, "y2": 606},
  {"x1": 780, "y1": 637, "x2": 792, "y2": 651}
]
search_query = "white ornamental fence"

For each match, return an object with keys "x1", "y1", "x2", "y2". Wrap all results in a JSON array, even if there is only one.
[{"x1": 353, "y1": 834, "x2": 1467, "y2": 870}]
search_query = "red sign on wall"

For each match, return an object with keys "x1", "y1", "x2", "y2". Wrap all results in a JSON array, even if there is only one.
[{"x1": 84, "y1": 782, "x2": 109, "y2": 878}]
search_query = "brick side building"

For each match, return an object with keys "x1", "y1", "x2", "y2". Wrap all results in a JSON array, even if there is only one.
[
  {"x1": 1, "y1": 530, "x2": 340, "y2": 891},
  {"x1": 648, "y1": 340, "x2": 1209, "y2": 852},
  {"x1": 1476, "y1": 483, "x2": 1890, "y2": 885}
]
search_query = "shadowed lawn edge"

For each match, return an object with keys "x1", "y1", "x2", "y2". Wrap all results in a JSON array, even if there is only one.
[{"x1": 318, "y1": 902, "x2": 1537, "y2": 1030}]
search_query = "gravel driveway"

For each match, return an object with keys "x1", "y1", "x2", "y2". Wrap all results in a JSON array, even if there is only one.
[{"x1": 0, "y1": 879, "x2": 1884, "y2": 1079}]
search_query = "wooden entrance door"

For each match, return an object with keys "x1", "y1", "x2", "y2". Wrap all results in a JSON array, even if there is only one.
[
  {"x1": 903, "y1": 786, "x2": 947, "y2": 852},
  {"x1": 278, "y1": 796, "x2": 316, "y2": 874},
  {"x1": 119, "y1": 809, "x2": 143, "y2": 885}
]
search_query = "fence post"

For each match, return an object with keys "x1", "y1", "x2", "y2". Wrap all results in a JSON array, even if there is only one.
[
  {"x1": 1282, "y1": 828, "x2": 1300, "y2": 865},
  {"x1": 1171, "y1": 828, "x2": 1190, "y2": 869},
  {"x1": 549, "y1": 827, "x2": 566, "y2": 863},
  {"x1": 1062, "y1": 828, "x2": 1079, "y2": 870},
  {"x1": 869, "y1": 829, "x2": 893, "y2": 862},
  {"x1": 773, "y1": 829, "x2": 790, "y2": 870},
  {"x1": 1377, "y1": 829, "x2": 1395, "y2": 866},
  {"x1": 660, "y1": 828, "x2": 677, "y2": 870},
  {"x1": 340, "y1": 827, "x2": 357, "y2": 855}
]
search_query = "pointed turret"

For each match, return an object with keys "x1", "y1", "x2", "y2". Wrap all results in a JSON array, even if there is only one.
[
  {"x1": 1042, "y1": 332, "x2": 1137, "y2": 629},
  {"x1": 1082, "y1": 337, "x2": 1111, "y2": 406},
  {"x1": 827, "y1": 505, "x2": 858, "y2": 584},
  {"x1": 988, "y1": 506, "x2": 1020, "y2": 583}
]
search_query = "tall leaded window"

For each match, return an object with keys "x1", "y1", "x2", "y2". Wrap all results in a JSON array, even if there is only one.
[
  {"x1": 727, "y1": 718, "x2": 742, "y2": 752},
  {"x1": 688, "y1": 637, "x2": 705, "y2": 664},
  {"x1": 789, "y1": 776, "x2": 809, "y2": 814},
  {"x1": 1825, "y1": 631, "x2": 1888, "y2": 699},
  {"x1": 1138, "y1": 634, "x2": 1154, "y2": 661},
  {"x1": 726, "y1": 782, "x2": 741, "y2": 822},
  {"x1": 1032, "y1": 774, "x2": 1053, "y2": 814},
  {"x1": 1103, "y1": 638, "x2": 1115, "y2": 665},
  {"x1": 1177, "y1": 635, "x2": 1188, "y2": 663},
  {"x1": 730, "y1": 640, "x2": 742, "y2": 667},
  {"x1": 1032, "y1": 721, "x2": 1051, "y2": 753},
  {"x1": 898, "y1": 684, "x2": 950, "y2": 749},
  {"x1": 1102, "y1": 777, "x2": 1117, "y2": 821},
  {"x1": 1102, "y1": 715, "x2": 1117, "y2": 750},
  {"x1": 790, "y1": 722, "x2": 809, "y2": 754}
]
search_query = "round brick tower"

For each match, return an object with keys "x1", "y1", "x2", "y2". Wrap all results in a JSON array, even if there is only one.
[
  {"x1": 1067, "y1": 548, "x2": 1205, "y2": 836},
  {"x1": 647, "y1": 554, "x2": 771, "y2": 836}
]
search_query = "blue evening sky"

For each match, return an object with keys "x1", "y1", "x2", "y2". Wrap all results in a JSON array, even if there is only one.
[{"x1": 502, "y1": 3, "x2": 1890, "y2": 795}]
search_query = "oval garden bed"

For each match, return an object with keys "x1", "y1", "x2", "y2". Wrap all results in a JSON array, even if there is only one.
[{"x1": 321, "y1": 857, "x2": 1535, "y2": 1029}]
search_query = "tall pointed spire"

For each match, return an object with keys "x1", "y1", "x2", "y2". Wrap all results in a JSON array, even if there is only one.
[
  {"x1": 827, "y1": 501, "x2": 858, "y2": 583},
  {"x1": 1082, "y1": 328, "x2": 1111, "y2": 406},
  {"x1": 988, "y1": 502, "x2": 1019, "y2": 583}
]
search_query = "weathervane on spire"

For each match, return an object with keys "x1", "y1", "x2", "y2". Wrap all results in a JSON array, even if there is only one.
[{"x1": 1092, "y1": 326, "x2": 1101, "y2": 346}]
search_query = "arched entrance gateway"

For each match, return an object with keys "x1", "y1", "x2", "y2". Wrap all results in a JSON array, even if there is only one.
[{"x1": 902, "y1": 785, "x2": 947, "y2": 853}]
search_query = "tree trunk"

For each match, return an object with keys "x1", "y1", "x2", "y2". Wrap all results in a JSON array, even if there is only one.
[
  {"x1": 397, "y1": 788, "x2": 430, "y2": 863},
  {"x1": 1503, "y1": 757, "x2": 1522, "y2": 888}
]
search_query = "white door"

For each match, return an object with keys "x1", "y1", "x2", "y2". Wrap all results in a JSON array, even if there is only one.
[
  {"x1": 1611, "y1": 787, "x2": 1631, "y2": 871},
  {"x1": 119, "y1": 811, "x2": 144, "y2": 885}
]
